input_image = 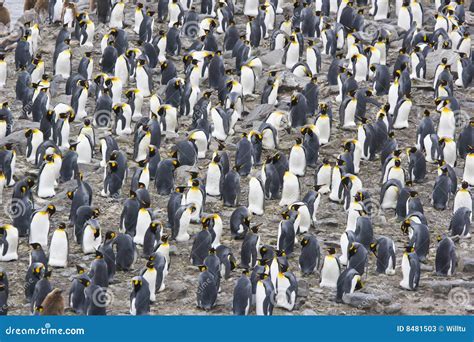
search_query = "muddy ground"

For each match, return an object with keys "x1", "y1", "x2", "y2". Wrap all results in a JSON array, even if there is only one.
[{"x1": 0, "y1": 0, "x2": 473, "y2": 315}]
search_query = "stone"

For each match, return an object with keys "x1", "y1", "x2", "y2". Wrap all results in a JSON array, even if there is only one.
[
  {"x1": 167, "y1": 282, "x2": 188, "y2": 301},
  {"x1": 462, "y1": 258, "x2": 474, "y2": 273},
  {"x1": 298, "y1": 279, "x2": 309, "y2": 298},
  {"x1": 342, "y1": 293, "x2": 379, "y2": 309},
  {"x1": 302, "y1": 309, "x2": 317, "y2": 315},
  {"x1": 429, "y1": 280, "x2": 474, "y2": 294},
  {"x1": 384, "y1": 303, "x2": 402, "y2": 314}
]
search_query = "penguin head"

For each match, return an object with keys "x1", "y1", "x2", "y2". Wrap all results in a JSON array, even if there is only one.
[
  {"x1": 79, "y1": 278, "x2": 91, "y2": 287},
  {"x1": 95, "y1": 250, "x2": 104, "y2": 259},
  {"x1": 76, "y1": 265, "x2": 86, "y2": 275},
  {"x1": 108, "y1": 161, "x2": 119, "y2": 172},
  {"x1": 301, "y1": 237, "x2": 309, "y2": 247},
  {"x1": 461, "y1": 181, "x2": 469, "y2": 190},
  {"x1": 30, "y1": 243, "x2": 42, "y2": 251},
  {"x1": 251, "y1": 224, "x2": 260, "y2": 234},
  {"x1": 281, "y1": 210, "x2": 290, "y2": 220},
  {"x1": 132, "y1": 277, "x2": 143, "y2": 289},
  {"x1": 348, "y1": 243, "x2": 358, "y2": 257},
  {"x1": 105, "y1": 231, "x2": 116, "y2": 242},
  {"x1": 243, "y1": 216, "x2": 251, "y2": 226},
  {"x1": 146, "y1": 260, "x2": 155, "y2": 269},
  {"x1": 369, "y1": 242, "x2": 378, "y2": 254},
  {"x1": 175, "y1": 186, "x2": 186, "y2": 193},
  {"x1": 327, "y1": 247, "x2": 336, "y2": 255},
  {"x1": 409, "y1": 190, "x2": 418, "y2": 198},
  {"x1": 208, "y1": 248, "x2": 217, "y2": 255},
  {"x1": 32, "y1": 263, "x2": 45, "y2": 276},
  {"x1": 198, "y1": 265, "x2": 208, "y2": 272},
  {"x1": 161, "y1": 234, "x2": 169, "y2": 245},
  {"x1": 46, "y1": 204, "x2": 56, "y2": 216},
  {"x1": 93, "y1": 208, "x2": 101, "y2": 218},
  {"x1": 34, "y1": 306, "x2": 44, "y2": 314},
  {"x1": 57, "y1": 222, "x2": 66, "y2": 231},
  {"x1": 404, "y1": 246, "x2": 415, "y2": 254},
  {"x1": 278, "y1": 262, "x2": 289, "y2": 273},
  {"x1": 401, "y1": 220, "x2": 411, "y2": 234},
  {"x1": 394, "y1": 159, "x2": 401, "y2": 168}
]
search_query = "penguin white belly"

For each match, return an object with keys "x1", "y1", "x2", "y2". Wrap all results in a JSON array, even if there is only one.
[
  {"x1": 115, "y1": 58, "x2": 129, "y2": 86},
  {"x1": 138, "y1": 167, "x2": 150, "y2": 189},
  {"x1": 134, "y1": 11, "x2": 144, "y2": 34},
  {"x1": 176, "y1": 211, "x2": 191, "y2": 242},
  {"x1": 387, "y1": 168, "x2": 405, "y2": 187},
  {"x1": 211, "y1": 110, "x2": 227, "y2": 141},
  {"x1": 310, "y1": 195, "x2": 321, "y2": 222},
  {"x1": 320, "y1": 257, "x2": 340, "y2": 288},
  {"x1": 285, "y1": 43, "x2": 299, "y2": 69},
  {"x1": 134, "y1": 209, "x2": 152, "y2": 245},
  {"x1": 274, "y1": 34, "x2": 286, "y2": 50},
  {"x1": 382, "y1": 186, "x2": 399, "y2": 209},
  {"x1": 248, "y1": 177, "x2": 264, "y2": 215},
  {"x1": 244, "y1": 0, "x2": 259, "y2": 16},
  {"x1": 164, "y1": 109, "x2": 178, "y2": 133},
  {"x1": 63, "y1": 9, "x2": 74, "y2": 27},
  {"x1": 0, "y1": 228, "x2": 18, "y2": 261},
  {"x1": 0, "y1": 62, "x2": 6, "y2": 87},
  {"x1": 262, "y1": 130, "x2": 277, "y2": 150},
  {"x1": 315, "y1": 116, "x2": 330, "y2": 144},
  {"x1": 28, "y1": 134, "x2": 43, "y2": 162},
  {"x1": 136, "y1": 134, "x2": 151, "y2": 162},
  {"x1": 82, "y1": 228, "x2": 101, "y2": 254},
  {"x1": 423, "y1": 136, "x2": 437, "y2": 163},
  {"x1": 276, "y1": 275, "x2": 295, "y2": 310},
  {"x1": 186, "y1": 190, "x2": 203, "y2": 222},
  {"x1": 289, "y1": 146, "x2": 306, "y2": 176},
  {"x1": 297, "y1": 206, "x2": 311, "y2": 233},
  {"x1": 53, "y1": 0, "x2": 64, "y2": 22},
  {"x1": 29, "y1": 213, "x2": 50, "y2": 247},
  {"x1": 346, "y1": 204, "x2": 362, "y2": 231},
  {"x1": 136, "y1": 68, "x2": 151, "y2": 97},
  {"x1": 438, "y1": 113, "x2": 456, "y2": 139},
  {"x1": 397, "y1": 8, "x2": 412, "y2": 31},
  {"x1": 279, "y1": 173, "x2": 300, "y2": 206},
  {"x1": 400, "y1": 254, "x2": 412, "y2": 290},
  {"x1": 130, "y1": 298, "x2": 137, "y2": 315},
  {"x1": 388, "y1": 83, "x2": 399, "y2": 114},
  {"x1": 193, "y1": 132, "x2": 208, "y2": 159},
  {"x1": 49, "y1": 230, "x2": 68, "y2": 267},
  {"x1": 241, "y1": 66, "x2": 255, "y2": 96},
  {"x1": 60, "y1": 121, "x2": 70, "y2": 148},
  {"x1": 374, "y1": 0, "x2": 389, "y2": 20},
  {"x1": 206, "y1": 163, "x2": 222, "y2": 196},
  {"x1": 443, "y1": 142, "x2": 457, "y2": 167},
  {"x1": 56, "y1": 51, "x2": 71, "y2": 78},
  {"x1": 110, "y1": 6, "x2": 125, "y2": 28},
  {"x1": 255, "y1": 282, "x2": 266, "y2": 315},
  {"x1": 77, "y1": 136, "x2": 92, "y2": 164},
  {"x1": 453, "y1": 191, "x2": 472, "y2": 218},
  {"x1": 463, "y1": 155, "x2": 474, "y2": 185},
  {"x1": 38, "y1": 165, "x2": 56, "y2": 198},
  {"x1": 76, "y1": 90, "x2": 88, "y2": 119},
  {"x1": 317, "y1": 167, "x2": 331, "y2": 194},
  {"x1": 343, "y1": 100, "x2": 357, "y2": 128},
  {"x1": 84, "y1": 25, "x2": 95, "y2": 48},
  {"x1": 143, "y1": 269, "x2": 157, "y2": 301},
  {"x1": 329, "y1": 169, "x2": 342, "y2": 202},
  {"x1": 339, "y1": 233, "x2": 349, "y2": 265}
]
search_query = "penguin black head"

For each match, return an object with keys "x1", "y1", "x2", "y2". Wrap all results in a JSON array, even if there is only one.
[
  {"x1": 336, "y1": 158, "x2": 346, "y2": 167},
  {"x1": 132, "y1": 277, "x2": 143, "y2": 289},
  {"x1": 461, "y1": 181, "x2": 469, "y2": 190},
  {"x1": 401, "y1": 220, "x2": 411, "y2": 234},
  {"x1": 409, "y1": 190, "x2": 418, "y2": 198},
  {"x1": 348, "y1": 243, "x2": 358, "y2": 257},
  {"x1": 301, "y1": 237, "x2": 309, "y2": 247},
  {"x1": 198, "y1": 265, "x2": 208, "y2": 272},
  {"x1": 95, "y1": 250, "x2": 104, "y2": 259},
  {"x1": 404, "y1": 246, "x2": 415, "y2": 254},
  {"x1": 208, "y1": 248, "x2": 216, "y2": 255},
  {"x1": 33, "y1": 263, "x2": 44, "y2": 275},
  {"x1": 76, "y1": 265, "x2": 86, "y2": 275},
  {"x1": 30, "y1": 243, "x2": 42, "y2": 251},
  {"x1": 46, "y1": 204, "x2": 56, "y2": 216},
  {"x1": 369, "y1": 242, "x2": 378, "y2": 254},
  {"x1": 57, "y1": 222, "x2": 66, "y2": 230},
  {"x1": 394, "y1": 159, "x2": 401, "y2": 168},
  {"x1": 105, "y1": 231, "x2": 116, "y2": 241}
]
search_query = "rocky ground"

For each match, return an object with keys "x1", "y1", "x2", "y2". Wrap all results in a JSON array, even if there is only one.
[{"x1": 0, "y1": 0, "x2": 473, "y2": 316}]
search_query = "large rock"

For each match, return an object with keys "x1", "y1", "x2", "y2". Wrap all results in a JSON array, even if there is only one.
[
  {"x1": 430, "y1": 280, "x2": 474, "y2": 294},
  {"x1": 342, "y1": 293, "x2": 379, "y2": 309},
  {"x1": 297, "y1": 279, "x2": 309, "y2": 298},
  {"x1": 462, "y1": 258, "x2": 474, "y2": 273},
  {"x1": 167, "y1": 282, "x2": 188, "y2": 301}
]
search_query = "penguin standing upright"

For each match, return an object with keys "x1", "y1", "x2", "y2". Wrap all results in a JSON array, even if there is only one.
[
  {"x1": 320, "y1": 247, "x2": 341, "y2": 288},
  {"x1": 435, "y1": 236, "x2": 457, "y2": 276},
  {"x1": 400, "y1": 246, "x2": 420, "y2": 290},
  {"x1": 48, "y1": 223, "x2": 68, "y2": 268}
]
